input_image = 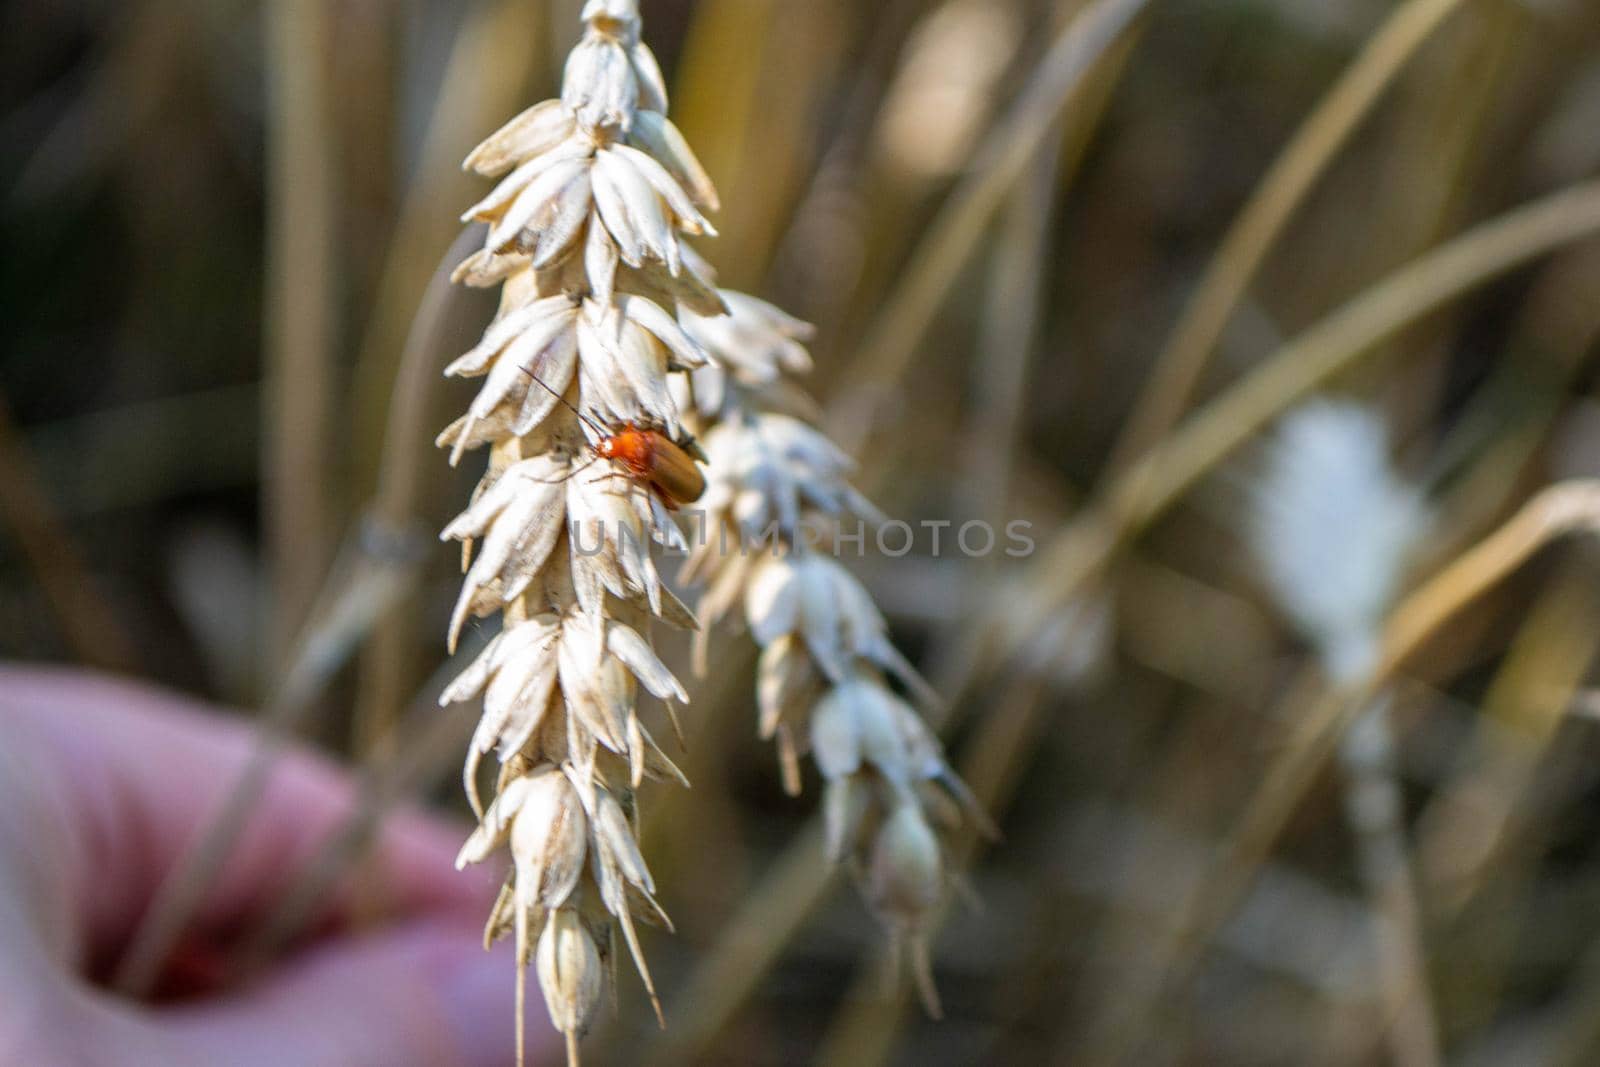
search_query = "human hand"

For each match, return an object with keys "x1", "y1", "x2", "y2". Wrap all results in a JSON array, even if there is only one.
[{"x1": 0, "y1": 667, "x2": 534, "y2": 1067}]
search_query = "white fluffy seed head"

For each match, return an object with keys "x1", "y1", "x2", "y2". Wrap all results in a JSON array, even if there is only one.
[{"x1": 1250, "y1": 400, "x2": 1429, "y2": 681}]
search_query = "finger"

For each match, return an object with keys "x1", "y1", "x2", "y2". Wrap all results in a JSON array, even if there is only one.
[
  {"x1": 165, "y1": 921, "x2": 534, "y2": 1067},
  {"x1": 0, "y1": 667, "x2": 497, "y2": 961},
  {"x1": 57, "y1": 921, "x2": 540, "y2": 1067}
]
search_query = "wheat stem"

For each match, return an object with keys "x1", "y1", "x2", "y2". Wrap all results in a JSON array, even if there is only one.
[
  {"x1": 263, "y1": 0, "x2": 337, "y2": 665},
  {"x1": 112, "y1": 535, "x2": 417, "y2": 995},
  {"x1": 839, "y1": 0, "x2": 1153, "y2": 402},
  {"x1": 1104, "y1": 0, "x2": 1467, "y2": 473},
  {"x1": 1338, "y1": 694, "x2": 1442, "y2": 1067},
  {"x1": 986, "y1": 178, "x2": 1600, "y2": 677},
  {"x1": 1080, "y1": 479, "x2": 1600, "y2": 1062}
]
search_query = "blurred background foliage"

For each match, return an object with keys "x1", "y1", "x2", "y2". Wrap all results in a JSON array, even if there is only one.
[{"x1": 6, "y1": 0, "x2": 1600, "y2": 1064}]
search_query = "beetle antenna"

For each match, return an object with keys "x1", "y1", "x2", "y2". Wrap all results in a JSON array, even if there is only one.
[
  {"x1": 566, "y1": 455, "x2": 603, "y2": 481},
  {"x1": 522, "y1": 454, "x2": 602, "y2": 486},
  {"x1": 518, "y1": 365, "x2": 608, "y2": 439}
]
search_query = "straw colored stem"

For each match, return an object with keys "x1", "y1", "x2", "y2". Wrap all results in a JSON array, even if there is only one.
[
  {"x1": 264, "y1": 0, "x2": 338, "y2": 665},
  {"x1": 114, "y1": 220, "x2": 482, "y2": 987},
  {"x1": 668, "y1": 0, "x2": 778, "y2": 282},
  {"x1": 922, "y1": 0, "x2": 1137, "y2": 690},
  {"x1": 996, "y1": 179, "x2": 1600, "y2": 662},
  {"x1": 352, "y1": 225, "x2": 487, "y2": 756},
  {"x1": 1414, "y1": 573, "x2": 1599, "y2": 1033},
  {"x1": 1104, "y1": 0, "x2": 1466, "y2": 473},
  {"x1": 967, "y1": 111, "x2": 1067, "y2": 524},
  {"x1": 1414, "y1": 572, "x2": 1599, "y2": 920},
  {"x1": 1338, "y1": 695, "x2": 1441, "y2": 1067},
  {"x1": 654, "y1": 822, "x2": 838, "y2": 1067},
  {"x1": 346, "y1": 0, "x2": 542, "y2": 753},
  {"x1": 1082, "y1": 479, "x2": 1600, "y2": 1062},
  {"x1": 349, "y1": 0, "x2": 542, "y2": 490},
  {"x1": 237, "y1": 646, "x2": 480, "y2": 972},
  {"x1": 838, "y1": 0, "x2": 1153, "y2": 401},
  {"x1": 1380, "y1": 481, "x2": 1600, "y2": 675},
  {"x1": 111, "y1": 540, "x2": 417, "y2": 995}
]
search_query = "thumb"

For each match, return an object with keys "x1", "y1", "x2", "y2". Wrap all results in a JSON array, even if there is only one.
[{"x1": 152, "y1": 920, "x2": 542, "y2": 1067}]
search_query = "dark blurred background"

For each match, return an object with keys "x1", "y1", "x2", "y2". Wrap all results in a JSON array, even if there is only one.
[{"x1": 7, "y1": 1, "x2": 1600, "y2": 1065}]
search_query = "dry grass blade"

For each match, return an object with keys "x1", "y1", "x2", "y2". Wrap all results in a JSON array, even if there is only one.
[
  {"x1": 671, "y1": 0, "x2": 820, "y2": 284},
  {"x1": 1104, "y1": 0, "x2": 1467, "y2": 473},
  {"x1": 1380, "y1": 482, "x2": 1600, "y2": 676},
  {"x1": 112, "y1": 205, "x2": 460, "y2": 986},
  {"x1": 964, "y1": 15, "x2": 1133, "y2": 523},
  {"x1": 838, "y1": 0, "x2": 1154, "y2": 402},
  {"x1": 1415, "y1": 572, "x2": 1598, "y2": 924},
  {"x1": 352, "y1": 224, "x2": 489, "y2": 757},
  {"x1": 1080, "y1": 479, "x2": 1600, "y2": 1063},
  {"x1": 991, "y1": 178, "x2": 1600, "y2": 664},
  {"x1": 238, "y1": 646, "x2": 482, "y2": 972},
  {"x1": 1076, "y1": 680, "x2": 1373, "y2": 1064},
  {"x1": 264, "y1": 0, "x2": 338, "y2": 665},
  {"x1": 925, "y1": 0, "x2": 1138, "y2": 690},
  {"x1": 111, "y1": 538, "x2": 419, "y2": 995},
  {"x1": 348, "y1": 0, "x2": 542, "y2": 489},
  {"x1": 655, "y1": 823, "x2": 837, "y2": 1067},
  {"x1": 347, "y1": 0, "x2": 543, "y2": 756}
]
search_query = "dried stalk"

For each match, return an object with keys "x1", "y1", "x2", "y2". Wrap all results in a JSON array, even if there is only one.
[
  {"x1": 263, "y1": 0, "x2": 338, "y2": 663},
  {"x1": 237, "y1": 640, "x2": 487, "y2": 973},
  {"x1": 1081, "y1": 479, "x2": 1600, "y2": 1063},
  {"x1": 840, "y1": 0, "x2": 1154, "y2": 401},
  {"x1": 112, "y1": 532, "x2": 420, "y2": 995},
  {"x1": 992, "y1": 178, "x2": 1600, "y2": 673},
  {"x1": 1104, "y1": 0, "x2": 1468, "y2": 473},
  {"x1": 349, "y1": 0, "x2": 545, "y2": 755}
]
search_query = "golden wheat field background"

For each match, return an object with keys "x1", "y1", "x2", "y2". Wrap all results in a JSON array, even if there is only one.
[{"x1": 5, "y1": 1, "x2": 1600, "y2": 1064}]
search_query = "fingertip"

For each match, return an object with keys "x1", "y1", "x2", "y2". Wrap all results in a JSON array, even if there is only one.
[
  {"x1": 423, "y1": 928, "x2": 538, "y2": 1067},
  {"x1": 160, "y1": 919, "x2": 539, "y2": 1067},
  {"x1": 368, "y1": 806, "x2": 505, "y2": 916}
]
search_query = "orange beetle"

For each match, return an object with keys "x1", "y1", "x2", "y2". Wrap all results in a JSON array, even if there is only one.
[
  {"x1": 594, "y1": 423, "x2": 707, "y2": 510},
  {"x1": 520, "y1": 367, "x2": 707, "y2": 509}
]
